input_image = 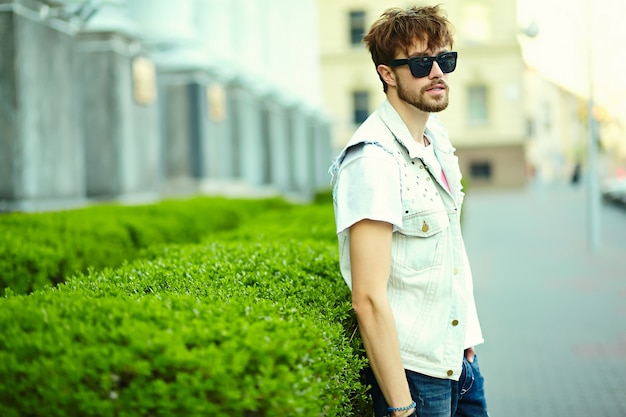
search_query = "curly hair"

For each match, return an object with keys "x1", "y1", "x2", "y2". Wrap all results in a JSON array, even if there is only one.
[{"x1": 363, "y1": 5, "x2": 455, "y2": 92}]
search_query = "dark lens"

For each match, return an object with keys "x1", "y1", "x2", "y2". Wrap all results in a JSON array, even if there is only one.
[
  {"x1": 437, "y1": 53, "x2": 457, "y2": 73},
  {"x1": 409, "y1": 57, "x2": 433, "y2": 78}
]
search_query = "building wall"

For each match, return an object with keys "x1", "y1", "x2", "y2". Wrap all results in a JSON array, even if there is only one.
[
  {"x1": 0, "y1": 0, "x2": 332, "y2": 211},
  {"x1": 318, "y1": 0, "x2": 529, "y2": 188},
  {"x1": 0, "y1": 8, "x2": 86, "y2": 210},
  {"x1": 523, "y1": 68, "x2": 587, "y2": 183}
]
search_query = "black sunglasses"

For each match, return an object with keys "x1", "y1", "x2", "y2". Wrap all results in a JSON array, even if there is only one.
[{"x1": 388, "y1": 51, "x2": 458, "y2": 78}]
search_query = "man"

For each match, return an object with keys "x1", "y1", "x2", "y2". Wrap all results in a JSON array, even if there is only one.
[{"x1": 329, "y1": 6, "x2": 489, "y2": 417}]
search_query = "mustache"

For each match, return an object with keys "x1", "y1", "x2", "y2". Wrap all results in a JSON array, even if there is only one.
[{"x1": 422, "y1": 80, "x2": 449, "y2": 92}]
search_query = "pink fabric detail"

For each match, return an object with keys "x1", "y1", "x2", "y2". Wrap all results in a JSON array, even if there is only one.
[{"x1": 441, "y1": 169, "x2": 451, "y2": 192}]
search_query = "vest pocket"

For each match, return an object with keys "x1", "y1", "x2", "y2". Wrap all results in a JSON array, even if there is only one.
[
  {"x1": 400, "y1": 210, "x2": 450, "y2": 237},
  {"x1": 393, "y1": 210, "x2": 450, "y2": 273}
]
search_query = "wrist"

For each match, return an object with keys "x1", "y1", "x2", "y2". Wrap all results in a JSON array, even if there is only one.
[
  {"x1": 388, "y1": 400, "x2": 416, "y2": 417},
  {"x1": 390, "y1": 408, "x2": 416, "y2": 417}
]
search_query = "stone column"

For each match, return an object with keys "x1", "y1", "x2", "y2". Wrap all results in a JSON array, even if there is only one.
[
  {"x1": 191, "y1": 0, "x2": 240, "y2": 190},
  {"x1": 262, "y1": 97, "x2": 291, "y2": 193},
  {"x1": 288, "y1": 104, "x2": 315, "y2": 201},
  {"x1": 78, "y1": 0, "x2": 161, "y2": 202},
  {"x1": 213, "y1": 0, "x2": 271, "y2": 190},
  {"x1": 127, "y1": 0, "x2": 211, "y2": 194},
  {"x1": 274, "y1": 0, "x2": 328, "y2": 201},
  {"x1": 0, "y1": 0, "x2": 85, "y2": 211},
  {"x1": 310, "y1": 112, "x2": 334, "y2": 192}
]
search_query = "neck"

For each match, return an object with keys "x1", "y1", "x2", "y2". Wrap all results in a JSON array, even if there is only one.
[{"x1": 387, "y1": 91, "x2": 430, "y2": 145}]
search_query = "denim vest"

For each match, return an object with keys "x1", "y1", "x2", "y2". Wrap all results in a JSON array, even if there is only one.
[{"x1": 330, "y1": 100, "x2": 483, "y2": 381}]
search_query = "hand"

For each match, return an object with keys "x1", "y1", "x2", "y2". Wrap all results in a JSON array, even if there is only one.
[{"x1": 465, "y1": 346, "x2": 475, "y2": 363}]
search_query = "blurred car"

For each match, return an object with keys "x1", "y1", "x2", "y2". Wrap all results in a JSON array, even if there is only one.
[{"x1": 602, "y1": 176, "x2": 626, "y2": 207}]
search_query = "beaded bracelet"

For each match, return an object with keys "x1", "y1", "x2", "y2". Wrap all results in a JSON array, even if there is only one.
[{"x1": 387, "y1": 400, "x2": 416, "y2": 413}]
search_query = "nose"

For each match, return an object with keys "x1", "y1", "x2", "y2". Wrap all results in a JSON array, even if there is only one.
[{"x1": 429, "y1": 61, "x2": 444, "y2": 79}]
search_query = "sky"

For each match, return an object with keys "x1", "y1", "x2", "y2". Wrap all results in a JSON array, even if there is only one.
[{"x1": 517, "y1": 0, "x2": 626, "y2": 115}]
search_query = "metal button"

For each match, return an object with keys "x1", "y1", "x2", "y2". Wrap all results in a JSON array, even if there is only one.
[
  {"x1": 452, "y1": 319, "x2": 459, "y2": 326},
  {"x1": 422, "y1": 221, "x2": 429, "y2": 232},
  {"x1": 447, "y1": 370, "x2": 454, "y2": 376}
]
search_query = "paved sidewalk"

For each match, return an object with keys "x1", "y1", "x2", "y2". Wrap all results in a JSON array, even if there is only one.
[{"x1": 462, "y1": 184, "x2": 626, "y2": 417}]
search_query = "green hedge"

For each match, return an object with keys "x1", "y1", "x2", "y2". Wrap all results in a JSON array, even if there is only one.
[
  {"x1": 0, "y1": 196, "x2": 373, "y2": 416},
  {"x1": 0, "y1": 197, "x2": 289, "y2": 296},
  {"x1": 0, "y1": 291, "x2": 359, "y2": 416}
]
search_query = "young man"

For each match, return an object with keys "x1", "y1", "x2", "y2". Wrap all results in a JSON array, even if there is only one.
[{"x1": 329, "y1": 6, "x2": 489, "y2": 417}]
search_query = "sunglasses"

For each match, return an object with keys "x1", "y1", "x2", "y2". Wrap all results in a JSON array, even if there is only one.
[{"x1": 388, "y1": 51, "x2": 458, "y2": 78}]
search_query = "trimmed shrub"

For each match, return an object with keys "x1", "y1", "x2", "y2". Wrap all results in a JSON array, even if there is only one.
[
  {"x1": 0, "y1": 197, "x2": 289, "y2": 296},
  {"x1": 0, "y1": 240, "x2": 369, "y2": 416},
  {"x1": 0, "y1": 197, "x2": 373, "y2": 415},
  {"x1": 0, "y1": 291, "x2": 355, "y2": 417}
]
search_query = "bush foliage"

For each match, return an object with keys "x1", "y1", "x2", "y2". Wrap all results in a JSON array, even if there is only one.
[
  {"x1": 0, "y1": 197, "x2": 289, "y2": 296},
  {"x1": 0, "y1": 195, "x2": 371, "y2": 416}
]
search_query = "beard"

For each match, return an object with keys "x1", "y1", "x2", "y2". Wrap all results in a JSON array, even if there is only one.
[{"x1": 397, "y1": 78, "x2": 450, "y2": 113}]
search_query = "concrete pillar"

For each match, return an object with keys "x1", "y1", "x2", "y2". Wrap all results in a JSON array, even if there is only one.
[
  {"x1": 262, "y1": 98, "x2": 291, "y2": 192},
  {"x1": 311, "y1": 113, "x2": 334, "y2": 192},
  {"x1": 203, "y1": 81, "x2": 232, "y2": 179},
  {"x1": 0, "y1": 0, "x2": 85, "y2": 211},
  {"x1": 288, "y1": 105, "x2": 315, "y2": 200},
  {"x1": 78, "y1": 0, "x2": 161, "y2": 201},
  {"x1": 227, "y1": 84, "x2": 265, "y2": 187},
  {"x1": 127, "y1": 0, "x2": 211, "y2": 194},
  {"x1": 76, "y1": 35, "x2": 161, "y2": 201},
  {"x1": 194, "y1": 0, "x2": 275, "y2": 192},
  {"x1": 192, "y1": 0, "x2": 239, "y2": 186}
]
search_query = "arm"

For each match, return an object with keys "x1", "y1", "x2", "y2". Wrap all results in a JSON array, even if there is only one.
[{"x1": 350, "y1": 219, "x2": 414, "y2": 416}]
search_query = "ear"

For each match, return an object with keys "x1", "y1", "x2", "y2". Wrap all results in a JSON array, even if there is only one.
[{"x1": 377, "y1": 64, "x2": 396, "y2": 88}]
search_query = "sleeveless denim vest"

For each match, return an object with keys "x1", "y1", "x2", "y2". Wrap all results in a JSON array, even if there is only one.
[{"x1": 330, "y1": 100, "x2": 483, "y2": 380}]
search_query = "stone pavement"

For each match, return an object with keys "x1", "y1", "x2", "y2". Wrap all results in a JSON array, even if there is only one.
[{"x1": 462, "y1": 183, "x2": 626, "y2": 417}]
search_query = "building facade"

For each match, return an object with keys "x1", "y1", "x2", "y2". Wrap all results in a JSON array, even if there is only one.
[
  {"x1": 318, "y1": 0, "x2": 529, "y2": 188},
  {"x1": 0, "y1": 0, "x2": 331, "y2": 212}
]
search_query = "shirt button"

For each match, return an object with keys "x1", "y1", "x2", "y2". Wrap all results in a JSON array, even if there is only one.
[
  {"x1": 453, "y1": 267, "x2": 458, "y2": 275},
  {"x1": 452, "y1": 319, "x2": 459, "y2": 326},
  {"x1": 447, "y1": 370, "x2": 454, "y2": 376}
]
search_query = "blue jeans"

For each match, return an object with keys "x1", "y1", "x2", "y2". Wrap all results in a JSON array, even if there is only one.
[{"x1": 366, "y1": 354, "x2": 489, "y2": 417}]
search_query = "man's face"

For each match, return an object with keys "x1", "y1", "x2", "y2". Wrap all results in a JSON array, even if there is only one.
[{"x1": 393, "y1": 41, "x2": 451, "y2": 113}]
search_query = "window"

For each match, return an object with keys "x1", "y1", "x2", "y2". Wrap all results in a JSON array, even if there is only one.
[
  {"x1": 353, "y1": 91, "x2": 369, "y2": 124},
  {"x1": 467, "y1": 85, "x2": 489, "y2": 124},
  {"x1": 349, "y1": 11, "x2": 366, "y2": 46},
  {"x1": 470, "y1": 161, "x2": 492, "y2": 180}
]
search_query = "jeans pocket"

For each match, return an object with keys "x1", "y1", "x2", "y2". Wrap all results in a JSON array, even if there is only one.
[{"x1": 459, "y1": 357, "x2": 475, "y2": 397}]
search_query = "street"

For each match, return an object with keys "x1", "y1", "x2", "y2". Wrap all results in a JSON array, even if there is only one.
[{"x1": 463, "y1": 183, "x2": 626, "y2": 417}]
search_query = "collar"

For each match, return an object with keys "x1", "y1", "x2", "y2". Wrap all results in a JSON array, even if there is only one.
[{"x1": 377, "y1": 100, "x2": 455, "y2": 159}]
